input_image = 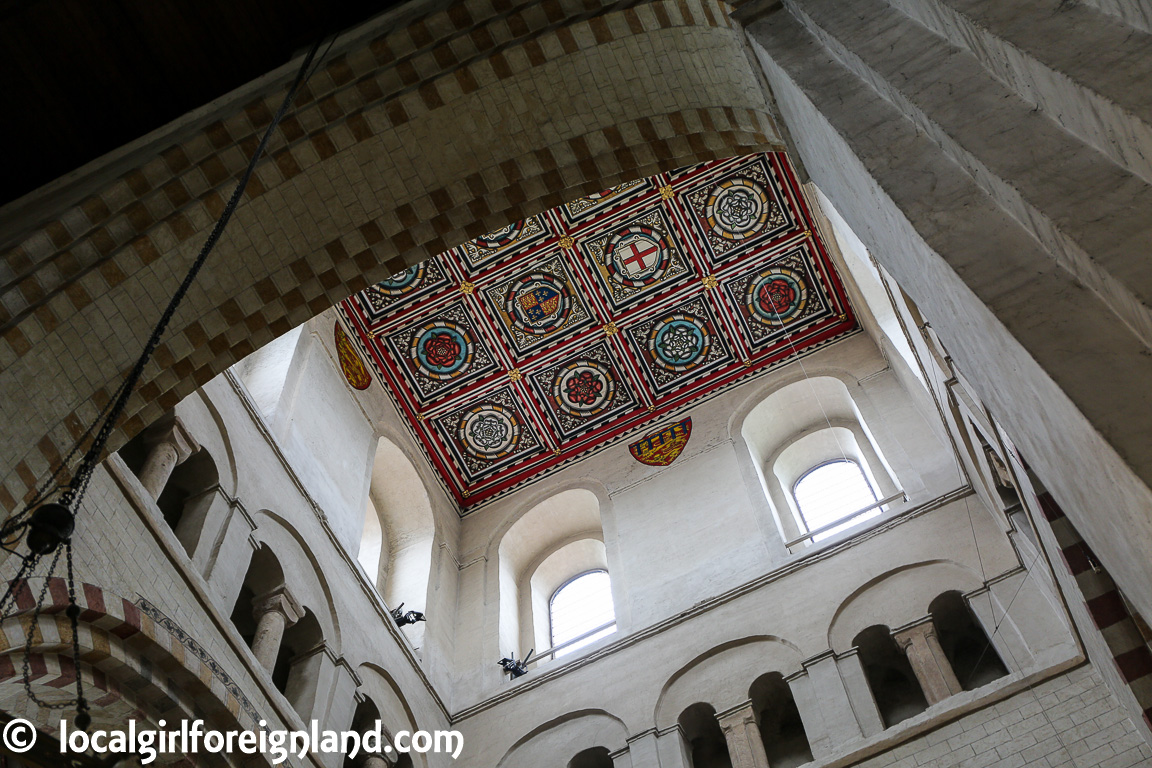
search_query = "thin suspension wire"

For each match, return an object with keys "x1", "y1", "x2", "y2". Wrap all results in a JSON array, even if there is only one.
[
  {"x1": 56, "y1": 36, "x2": 325, "y2": 513},
  {"x1": 890, "y1": 264, "x2": 1083, "y2": 766},
  {"x1": 761, "y1": 229, "x2": 856, "y2": 520},
  {"x1": 2, "y1": 33, "x2": 336, "y2": 729},
  {"x1": 913, "y1": 312, "x2": 1006, "y2": 682},
  {"x1": 0, "y1": 375, "x2": 132, "y2": 548}
]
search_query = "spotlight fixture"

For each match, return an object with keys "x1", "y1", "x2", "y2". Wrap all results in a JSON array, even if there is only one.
[
  {"x1": 498, "y1": 650, "x2": 533, "y2": 679},
  {"x1": 25, "y1": 502, "x2": 75, "y2": 556},
  {"x1": 390, "y1": 603, "x2": 426, "y2": 627}
]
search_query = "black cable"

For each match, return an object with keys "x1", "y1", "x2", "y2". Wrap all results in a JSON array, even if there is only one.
[
  {"x1": 4, "y1": 34, "x2": 329, "y2": 731},
  {"x1": 61, "y1": 37, "x2": 323, "y2": 512}
]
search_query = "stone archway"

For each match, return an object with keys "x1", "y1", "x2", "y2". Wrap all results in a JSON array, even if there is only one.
[
  {"x1": 0, "y1": 578, "x2": 257, "y2": 763},
  {"x1": 0, "y1": 0, "x2": 783, "y2": 511}
]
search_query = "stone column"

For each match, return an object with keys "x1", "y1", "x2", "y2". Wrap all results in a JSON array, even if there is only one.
[
  {"x1": 717, "y1": 702, "x2": 770, "y2": 768},
  {"x1": 893, "y1": 618, "x2": 962, "y2": 705},
  {"x1": 138, "y1": 417, "x2": 199, "y2": 500},
  {"x1": 173, "y1": 485, "x2": 228, "y2": 567},
  {"x1": 625, "y1": 731, "x2": 661, "y2": 768},
  {"x1": 357, "y1": 718, "x2": 395, "y2": 768},
  {"x1": 250, "y1": 586, "x2": 303, "y2": 674},
  {"x1": 655, "y1": 726, "x2": 692, "y2": 768},
  {"x1": 609, "y1": 746, "x2": 634, "y2": 768}
]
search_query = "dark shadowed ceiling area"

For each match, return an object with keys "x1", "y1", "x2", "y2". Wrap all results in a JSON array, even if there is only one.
[{"x1": 0, "y1": 0, "x2": 399, "y2": 206}]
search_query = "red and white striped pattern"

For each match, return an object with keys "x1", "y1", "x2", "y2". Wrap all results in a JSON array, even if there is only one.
[
  {"x1": 0, "y1": 578, "x2": 257, "y2": 744},
  {"x1": 1034, "y1": 491, "x2": 1152, "y2": 730}
]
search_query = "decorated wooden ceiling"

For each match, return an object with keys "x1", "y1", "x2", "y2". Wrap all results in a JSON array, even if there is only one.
[{"x1": 339, "y1": 152, "x2": 858, "y2": 513}]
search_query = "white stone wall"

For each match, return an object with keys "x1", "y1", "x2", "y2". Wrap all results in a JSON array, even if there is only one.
[
  {"x1": 443, "y1": 329, "x2": 965, "y2": 704},
  {"x1": 852, "y1": 667, "x2": 1152, "y2": 768},
  {"x1": 1, "y1": 210, "x2": 1114, "y2": 767}
]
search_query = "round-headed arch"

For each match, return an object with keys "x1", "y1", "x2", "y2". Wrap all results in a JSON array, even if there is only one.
[{"x1": 0, "y1": 0, "x2": 782, "y2": 511}]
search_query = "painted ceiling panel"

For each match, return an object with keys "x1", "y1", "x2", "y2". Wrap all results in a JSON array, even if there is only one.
[{"x1": 339, "y1": 152, "x2": 859, "y2": 514}]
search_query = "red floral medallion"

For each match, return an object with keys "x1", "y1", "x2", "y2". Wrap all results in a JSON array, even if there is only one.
[
  {"x1": 423, "y1": 332, "x2": 463, "y2": 369},
  {"x1": 564, "y1": 370, "x2": 604, "y2": 406},
  {"x1": 759, "y1": 278, "x2": 797, "y2": 315}
]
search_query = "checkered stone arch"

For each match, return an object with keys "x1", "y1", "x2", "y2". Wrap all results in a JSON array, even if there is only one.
[
  {"x1": 0, "y1": 0, "x2": 785, "y2": 511},
  {"x1": 0, "y1": 579, "x2": 258, "y2": 753}
]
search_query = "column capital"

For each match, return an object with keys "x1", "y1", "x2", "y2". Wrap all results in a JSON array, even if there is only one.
[
  {"x1": 252, "y1": 586, "x2": 304, "y2": 626},
  {"x1": 144, "y1": 415, "x2": 200, "y2": 464},
  {"x1": 892, "y1": 616, "x2": 962, "y2": 703},
  {"x1": 716, "y1": 700, "x2": 770, "y2": 768},
  {"x1": 892, "y1": 616, "x2": 937, "y2": 650},
  {"x1": 716, "y1": 700, "x2": 758, "y2": 729}
]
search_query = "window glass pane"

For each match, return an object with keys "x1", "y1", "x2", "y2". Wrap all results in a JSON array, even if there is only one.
[
  {"x1": 794, "y1": 460, "x2": 879, "y2": 541},
  {"x1": 550, "y1": 571, "x2": 616, "y2": 658}
]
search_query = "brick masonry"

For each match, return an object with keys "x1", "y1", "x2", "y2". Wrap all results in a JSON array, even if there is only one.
[
  {"x1": 0, "y1": 0, "x2": 784, "y2": 514},
  {"x1": 1035, "y1": 489, "x2": 1152, "y2": 733},
  {"x1": 854, "y1": 666, "x2": 1152, "y2": 768},
  {"x1": 0, "y1": 576, "x2": 259, "y2": 741}
]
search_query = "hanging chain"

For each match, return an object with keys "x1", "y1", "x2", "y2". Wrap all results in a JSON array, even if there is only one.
[
  {"x1": 2, "y1": 36, "x2": 329, "y2": 732},
  {"x1": 20, "y1": 546, "x2": 67, "y2": 709},
  {"x1": 62, "y1": 37, "x2": 323, "y2": 513}
]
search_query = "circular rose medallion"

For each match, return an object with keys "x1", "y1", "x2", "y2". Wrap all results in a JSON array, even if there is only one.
[
  {"x1": 410, "y1": 321, "x2": 473, "y2": 380},
  {"x1": 552, "y1": 360, "x2": 616, "y2": 418},
  {"x1": 603, "y1": 225, "x2": 673, "y2": 288},
  {"x1": 505, "y1": 272, "x2": 571, "y2": 335},
  {"x1": 745, "y1": 268, "x2": 808, "y2": 326},
  {"x1": 474, "y1": 221, "x2": 525, "y2": 250},
  {"x1": 647, "y1": 314, "x2": 711, "y2": 372},
  {"x1": 705, "y1": 177, "x2": 771, "y2": 241},
  {"x1": 375, "y1": 264, "x2": 424, "y2": 297},
  {"x1": 458, "y1": 404, "x2": 521, "y2": 460}
]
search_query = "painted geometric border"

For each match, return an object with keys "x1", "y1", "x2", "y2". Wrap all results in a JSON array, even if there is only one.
[
  {"x1": 456, "y1": 215, "x2": 553, "y2": 275},
  {"x1": 381, "y1": 301, "x2": 500, "y2": 404},
  {"x1": 676, "y1": 153, "x2": 802, "y2": 266},
  {"x1": 722, "y1": 243, "x2": 832, "y2": 348},
  {"x1": 353, "y1": 259, "x2": 453, "y2": 322},
  {"x1": 624, "y1": 294, "x2": 735, "y2": 394},
  {"x1": 579, "y1": 206, "x2": 696, "y2": 313},
  {"x1": 527, "y1": 341, "x2": 638, "y2": 440},
  {"x1": 430, "y1": 386, "x2": 543, "y2": 485},
  {"x1": 338, "y1": 152, "x2": 861, "y2": 514},
  {"x1": 560, "y1": 179, "x2": 653, "y2": 227},
  {"x1": 480, "y1": 253, "x2": 596, "y2": 358}
]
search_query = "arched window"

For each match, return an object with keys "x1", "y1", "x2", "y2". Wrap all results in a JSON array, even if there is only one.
[
  {"x1": 359, "y1": 437, "x2": 435, "y2": 649},
  {"x1": 793, "y1": 460, "x2": 879, "y2": 541},
  {"x1": 549, "y1": 570, "x2": 616, "y2": 658}
]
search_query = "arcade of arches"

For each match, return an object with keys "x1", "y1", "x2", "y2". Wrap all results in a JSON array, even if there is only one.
[{"x1": 2, "y1": 0, "x2": 1152, "y2": 767}]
